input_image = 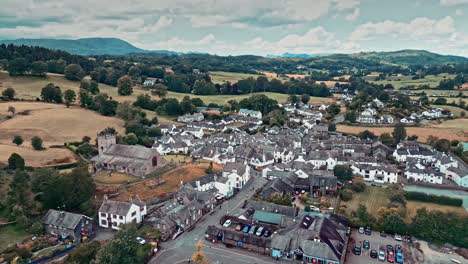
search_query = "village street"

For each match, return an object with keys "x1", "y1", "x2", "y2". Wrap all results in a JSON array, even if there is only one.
[{"x1": 148, "y1": 176, "x2": 289, "y2": 264}]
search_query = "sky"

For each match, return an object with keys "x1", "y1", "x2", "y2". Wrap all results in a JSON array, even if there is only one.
[{"x1": 1, "y1": 0, "x2": 468, "y2": 57}]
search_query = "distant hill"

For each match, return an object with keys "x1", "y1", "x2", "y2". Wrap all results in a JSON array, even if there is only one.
[
  {"x1": 267, "y1": 52, "x2": 332, "y2": 58},
  {"x1": 0, "y1": 38, "x2": 181, "y2": 56},
  {"x1": 349, "y1": 49, "x2": 468, "y2": 66}
]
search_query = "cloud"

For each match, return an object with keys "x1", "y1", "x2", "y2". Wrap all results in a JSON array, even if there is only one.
[
  {"x1": 440, "y1": 0, "x2": 468, "y2": 6},
  {"x1": 455, "y1": 9, "x2": 464, "y2": 15},
  {"x1": 345, "y1": 8, "x2": 360, "y2": 21},
  {"x1": 349, "y1": 16, "x2": 456, "y2": 41},
  {"x1": 153, "y1": 34, "x2": 216, "y2": 52}
]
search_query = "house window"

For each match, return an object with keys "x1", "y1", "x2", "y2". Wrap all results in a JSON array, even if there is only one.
[
  {"x1": 140, "y1": 207, "x2": 144, "y2": 211},
  {"x1": 101, "y1": 220, "x2": 107, "y2": 225},
  {"x1": 119, "y1": 216, "x2": 123, "y2": 220},
  {"x1": 101, "y1": 213, "x2": 106, "y2": 217},
  {"x1": 112, "y1": 215, "x2": 116, "y2": 219},
  {"x1": 131, "y1": 211, "x2": 136, "y2": 217},
  {"x1": 152, "y1": 157, "x2": 158, "y2": 167}
]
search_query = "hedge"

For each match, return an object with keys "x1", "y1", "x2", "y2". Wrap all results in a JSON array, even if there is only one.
[{"x1": 404, "y1": 191, "x2": 463, "y2": 207}]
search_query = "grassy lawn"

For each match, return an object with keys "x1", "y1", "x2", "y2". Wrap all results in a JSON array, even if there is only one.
[
  {"x1": 162, "y1": 155, "x2": 192, "y2": 164},
  {"x1": 406, "y1": 201, "x2": 468, "y2": 221},
  {"x1": 366, "y1": 73, "x2": 457, "y2": 89},
  {"x1": 93, "y1": 171, "x2": 141, "y2": 184},
  {"x1": 341, "y1": 186, "x2": 392, "y2": 217},
  {"x1": 0, "y1": 224, "x2": 30, "y2": 252}
]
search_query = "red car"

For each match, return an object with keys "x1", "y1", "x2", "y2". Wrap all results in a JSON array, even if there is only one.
[{"x1": 387, "y1": 251, "x2": 395, "y2": 263}]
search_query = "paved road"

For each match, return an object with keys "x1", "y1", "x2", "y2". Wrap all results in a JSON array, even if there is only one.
[{"x1": 149, "y1": 176, "x2": 284, "y2": 264}]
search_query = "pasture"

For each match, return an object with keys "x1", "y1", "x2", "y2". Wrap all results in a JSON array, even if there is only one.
[
  {"x1": 430, "y1": 105, "x2": 466, "y2": 117},
  {"x1": 0, "y1": 225, "x2": 30, "y2": 252},
  {"x1": 366, "y1": 73, "x2": 457, "y2": 89},
  {"x1": 166, "y1": 91, "x2": 291, "y2": 105},
  {"x1": 336, "y1": 119, "x2": 468, "y2": 142},
  {"x1": 209, "y1": 71, "x2": 263, "y2": 84}
]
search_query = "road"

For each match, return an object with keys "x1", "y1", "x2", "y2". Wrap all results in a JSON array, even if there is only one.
[{"x1": 149, "y1": 176, "x2": 289, "y2": 264}]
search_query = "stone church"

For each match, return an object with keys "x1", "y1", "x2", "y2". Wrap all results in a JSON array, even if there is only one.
[{"x1": 92, "y1": 134, "x2": 166, "y2": 178}]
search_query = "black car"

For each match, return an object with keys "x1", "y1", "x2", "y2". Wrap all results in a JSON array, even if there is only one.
[
  {"x1": 395, "y1": 245, "x2": 402, "y2": 254},
  {"x1": 387, "y1": 245, "x2": 394, "y2": 255},
  {"x1": 263, "y1": 229, "x2": 271, "y2": 237},
  {"x1": 370, "y1": 249, "x2": 378, "y2": 258},
  {"x1": 380, "y1": 231, "x2": 387, "y2": 237},
  {"x1": 363, "y1": 240, "x2": 370, "y2": 249},
  {"x1": 365, "y1": 226, "x2": 372, "y2": 235},
  {"x1": 353, "y1": 245, "x2": 362, "y2": 255}
]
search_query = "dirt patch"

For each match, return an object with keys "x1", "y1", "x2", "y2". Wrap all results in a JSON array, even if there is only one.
[
  {"x1": 0, "y1": 144, "x2": 78, "y2": 167},
  {"x1": 314, "y1": 80, "x2": 349, "y2": 88},
  {"x1": 100, "y1": 163, "x2": 223, "y2": 202}
]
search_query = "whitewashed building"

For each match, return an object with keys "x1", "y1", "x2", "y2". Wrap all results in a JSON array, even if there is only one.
[{"x1": 98, "y1": 198, "x2": 147, "y2": 230}]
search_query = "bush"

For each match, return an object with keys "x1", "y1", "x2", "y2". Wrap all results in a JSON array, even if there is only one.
[
  {"x1": 8, "y1": 153, "x2": 25, "y2": 170},
  {"x1": 68, "y1": 241, "x2": 101, "y2": 264},
  {"x1": 404, "y1": 191, "x2": 463, "y2": 207},
  {"x1": 12, "y1": 135, "x2": 23, "y2": 146},
  {"x1": 76, "y1": 143, "x2": 98, "y2": 158},
  {"x1": 340, "y1": 189, "x2": 353, "y2": 201},
  {"x1": 31, "y1": 136, "x2": 44, "y2": 150},
  {"x1": 350, "y1": 181, "x2": 366, "y2": 193}
]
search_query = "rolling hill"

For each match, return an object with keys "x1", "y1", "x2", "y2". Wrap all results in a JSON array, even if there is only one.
[{"x1": 0, "y1": 37, "x2": 180, "y2": 56}]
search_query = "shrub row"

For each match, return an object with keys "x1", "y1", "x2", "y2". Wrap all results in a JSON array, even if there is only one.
[{"x1": 404, "y1": 191, "x2": 463, "y2": 207}]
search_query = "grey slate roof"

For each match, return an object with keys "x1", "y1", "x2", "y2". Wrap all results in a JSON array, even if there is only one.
[
  {"x1": 99, "y1": 200, "x2": 133, "y2": 216},
  {"x1": 42, "y1": 209, "x2": 89, "y2": 230}
]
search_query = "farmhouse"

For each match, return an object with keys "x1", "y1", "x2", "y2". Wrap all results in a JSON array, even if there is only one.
[
  {"x1": 42, "y1": 209, "x2": 93, "y2": 241},
  {"x1": 93, "y1": 134, "x2": 166, "y2": 177},
  {"x1": 98, "y1": 198, "x2": 147, "y2": 230}
]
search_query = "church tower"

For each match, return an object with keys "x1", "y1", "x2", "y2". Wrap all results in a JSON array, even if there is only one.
[{"x1": 97, "y1": 134, "x2": 116, "y2": 156}]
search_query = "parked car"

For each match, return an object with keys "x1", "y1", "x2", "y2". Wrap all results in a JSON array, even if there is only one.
[
  {"x1": 242, "y1": 225, "x2": 250, "y2": 233},
  {"x1": 310, "y1": 205, "x2": 320, "y2": 212},
  {"x1": 395, "y1": 233, "x2": 402, "y2": 241},
  {"x1": 353, "y1": 245, "x2": 361, "y2": 255},
  {"x1": 136, "y1": 237, "x2": 146, "y2": 245},
  {"x1": 395, "y1": 245, "x2": 402, "y2": 254},
  {"x1": 396, "y1": 252, "x2": 404, "y2": 264},
  {"x1": 222, "y1": 219, "x2": 232, "y2": 228},
  {"x1": 346, "y1": 227, "x2": 351, "y2": 236},
  {"x1": 235, "y1": 224, "x2": 242, "y2": 231},
  {"x1": 363, "y1": 240, "x2": 370, "y2": 249},
  {"x1": 378, "y1": 250, "x2": 386, "y2": 261},
  {"x1": 370, "y1": 249, "x2": 378, "y2": 258},
  {"x1": 387, "y1": 245, "x2": 394, "y2": 255},
  {"x1": 263, "y1": 229, "x2": 271, "y2": 237},
  {"x1": 387, "y1": 251, "x2": 395, "y2": 263},
  {"x1": 380, "y1": 231, "x2": 387, "y2": 237},
  {"x1": 255, "y1": 227, "x2": 264, "y2": 237},
  {"x1": 365, "y1": 226, "x2": 372, "y2": 235},
  {"x1": 248, "y1": 225, "x2": 257, "y2": 235},
  {"x1": 358, "y1": 227, "x2": 364, "y2": 234}
]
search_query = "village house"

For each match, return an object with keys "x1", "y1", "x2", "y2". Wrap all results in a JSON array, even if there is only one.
[
  {"x1": 214, "y1": 176, "x2": 234, "y2": 197},
  {"x1": 143, "y1": 78, "x2": 157, "y2": 86},
  {"x1": 357, "y1": 107, "x2": 377, "y2": 124},
  {"x1": 177, "y1": 112, "x2": 204, "y2": 123},
  {"x1": 93, "y1": 133, "x2": 166, "y2": 177},
  {"x1": 405, "y1": 166, "x2": 443, "y2": 184},
  {"x1": 98, "y1": 198, "x2": 147, "y2": 230},
  {"x1": 351, "y1": 163, "x2": 398, "y2": 183},
  {"x1": 42, "y1": 209, "x2": 93, "y2": 241},
  {"x1": 222, "y1": 161, "x2": 251, "y2": 189},
  {"x1": 238, "y1": 108, "x2": 262, "y2": 119},
  {"x1": 187, "y1": 174, "x2": 217, "y2": 192}
]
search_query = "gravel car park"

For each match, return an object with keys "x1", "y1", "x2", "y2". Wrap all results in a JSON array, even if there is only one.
[{"x1": 346, "y1": 228, "x2": 415, "y2": 264}]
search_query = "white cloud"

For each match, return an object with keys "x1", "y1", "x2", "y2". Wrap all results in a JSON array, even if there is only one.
[
  {"x1": 455, "y1": 9, "x2": 464, "y2": 15},
  {"x1": 345, "y1": 8, "x2": 360, "y2": 21},
  {"x1": 440, "y1": 0, "x2": 468, "y2": 6},
  {"x1": 153, "y1": 34, "x2": 216, "y2": 52},
  {"x1": 349, "y1": 16, "x2": 456, "y2": 41}
]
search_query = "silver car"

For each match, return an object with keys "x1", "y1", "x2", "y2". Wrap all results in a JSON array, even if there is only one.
[{"x1": 378, "y1": 250, "x2": 386, "y2": 261}]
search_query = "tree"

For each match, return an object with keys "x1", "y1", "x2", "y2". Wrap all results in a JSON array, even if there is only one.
[
  {"x1": 125, "y1": 133, "x2": 138, "y2": 145},
  {"x1": 328, "y1": 122, "x2": 336, "y2": 132},
  {"x1": 392, "y1": 123, "x2": 407, "y2": 143},
  {"x1": 69, "y1": 241, "x2": 101, "y2": 264},
  {"x1": 2, "y1": 87, "x2": 16, "y2": 99},
  {"x1": 93, "y1": 224, "x2": 141, "y2": 264},
  {"x1": 13, "y1": 135, "x2": 23, "y2": 146},
  {"x1": 31, "y1": 136, "x2": 44, "y2": 150},
  {"x1": 147, "y1": 127, "x2": 162, "y2": 137},
  {"x1": 8, "y1": 105, "x2": 15, "y2": 115},
  {"x1": 340, "y1": 189, "x2": 353, "y2": 201},
  {"x1": 8, "y1": 153, "x2": 25, "y2": 170},
  {"x1": 334, "y1": 165, "x2": 353, "y2": 181},
  {"x1": 7, "y1": 58, "x2": 29, "y2": 75},
  {"x1": 192, "y1": 240, "x2": 210, "y2": 264},
  {"x1": 31, "y1": 61, "x2": 47, "y2": 76},
  {"x1": 433, "y1": 97, "x2": 447, "y2": 105},
  {"x1": 41, "y1": 83, "x2": 62, "y2": 103},
  {"x1": 151, "y1": 83, "x2": 168, "y2": 98},
  {"x1": 380, "y1": 133, "x2": 394, "y2": 146},
  {"x1": 82, "y1": 136, "x2": 91, "y2": 143},
  {"x1": 381, "y1": 212, "x2": 407, "y2": 235},
  {"x1": 192, "y1": 79, "x2": 216, "y2": 95},
  {"x1": 358, "y1": 130, "x2": 377, "y2": 139},
  {"x1": 344, "y1": 111, "x2": 356, "y2": 123},
  {"x1": 301, "y1": 94, "x2": 310, "y2": 104},
  {"x1": 288, "y1": 95, "x2": 299, "y2": 104},
  {"x1": 64, "y1": 64, "x2": 85, "y2": 81},
  {"x1": 64, "y1": 89, "x2": 76, "y2": 107},
  {"x1": 76, "y1": 143, "x2": 98, "y2": 158},
  {"x1": 327, "y1": 104, "x2": 341, "y2": 116},
  {"x1": 118, "y1": 76, "x2": 133, "y2": 95}
]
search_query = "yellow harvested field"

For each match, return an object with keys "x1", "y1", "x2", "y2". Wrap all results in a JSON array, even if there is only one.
[
  {"x1": 0, "y1": 102, "x2": 125, "y2": 147},
  {"x1": 0, "y1": 144, "x2": 77, "y2": 167},
  {"x1": 93, "y1": 171, "x2": 140, "y2": 184},
  {"x1": 336, "y1": 119, "x2": 468, "y2": 142},
  {"x1": 314, "y1": 80, "x2": 349, "y2": 88}
]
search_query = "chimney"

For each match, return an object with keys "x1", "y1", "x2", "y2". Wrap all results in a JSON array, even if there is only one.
[{"x1": 103, "y1": 194, "x2": 108, "y2": 201}]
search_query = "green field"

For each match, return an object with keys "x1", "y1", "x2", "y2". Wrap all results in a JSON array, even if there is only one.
[
  {"x1": 0, "y1": 224, "x2": 30, "y2": 251},
  {"x1": 209, "y1": 71, "x2": 263, "y2": 84},
  {"x1": 365, "y1": 73, "x2": 457, "y2": 89},
  {"x1": 430, "y1": 104, "x2": 467, "y2": 117},
  {"x1": 166, "y1": 91, "x2": 291, "y2": 105}
]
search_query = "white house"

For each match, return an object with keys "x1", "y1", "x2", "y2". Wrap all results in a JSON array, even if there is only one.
[
  {"x1": 188, "y1": 174, "x2": 216, "y2": 192},
  {"x1": 405, "y1": 167, "x2": 443, "y2": 184},
  {"x1": 222, "y1": 162, "x2": 251, "y2": 189},
  {"x1": 357, "y1": 108, "x2": 377, "y2": 124},
  {"x1": 143, "y1": 78, "x2": 156, "y2": 86},
  {"x1": 351, "y1": 163, "x2": 398, "y2": 183},
  {"x1": 98, "y1": 198, "x2": 147, "y2": 230},
  {"x1": 214, "y1": 176, "x2": 233, "y2": 197},
  {"x1": 238, "y1": 109, "x2": 262, "y2": 119},
  {"x1": 371, "y1": 98, "x2": 385, "y2": 108}
]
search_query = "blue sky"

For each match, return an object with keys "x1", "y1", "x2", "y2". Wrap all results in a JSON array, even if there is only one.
[{"x1": 1, "y1": 0, "x2": 468, "y2": 56}]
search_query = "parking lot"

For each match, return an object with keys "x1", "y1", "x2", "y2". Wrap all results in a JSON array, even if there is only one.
[
  {"x1": 346, "y1": 228, "x2": 417, "y2": 264},
  {"x1": 219, "y1": 217, "x2": 274, "y2": 238}
]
